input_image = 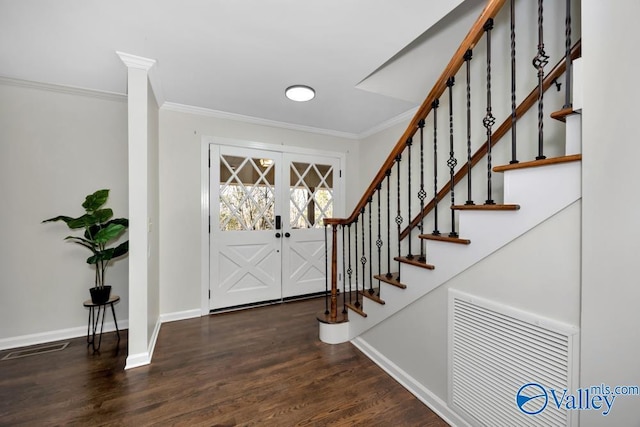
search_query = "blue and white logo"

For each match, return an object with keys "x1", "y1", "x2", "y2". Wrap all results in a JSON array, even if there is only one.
[{"x1": 516, "y1": 382, "x2": 548, "y2": 415}]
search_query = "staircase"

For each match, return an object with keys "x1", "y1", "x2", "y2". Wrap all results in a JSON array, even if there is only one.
[{"x1": 318, "y1": 0, "x2": 582, "y2": 346}]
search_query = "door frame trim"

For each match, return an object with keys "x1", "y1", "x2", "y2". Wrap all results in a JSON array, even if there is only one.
[{"x1": 200, "y1": 136, "x2": 347, "y2": 315}]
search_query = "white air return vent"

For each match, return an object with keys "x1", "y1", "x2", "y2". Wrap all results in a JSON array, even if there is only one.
[{"x1": 449, "y1": 290, "x2": 579, "y2": 427}]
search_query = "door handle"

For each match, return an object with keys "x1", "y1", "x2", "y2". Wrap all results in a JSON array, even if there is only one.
[
  {"x1": 284, "y1": 232, "x2": 291, "y2": 238},
  {"x1": 275, "y1": 232, "x2": 281, "y2": 238}
]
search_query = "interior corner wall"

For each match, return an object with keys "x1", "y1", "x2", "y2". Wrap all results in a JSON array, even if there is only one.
[
  {"x1": 580, "y1": 1, "x2": 640, "y2": 425},
  {"x1": 158, "y1": 109, "x2": 360, "y2": 316},
  {"x1": 0, "y1": 80, "x2": 129, "y2": 346}
]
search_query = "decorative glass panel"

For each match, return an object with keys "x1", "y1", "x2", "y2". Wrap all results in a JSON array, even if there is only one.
[
  {"x1": 289, "y1": 162, "x2": 333, "y2": 229},
  {"x1": 219, "y1": 155, "x2": 275, "y2": 231}
]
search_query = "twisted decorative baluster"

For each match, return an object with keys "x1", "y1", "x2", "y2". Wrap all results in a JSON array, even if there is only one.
[
  {"x1": 432, "y1": 99, "x2": 441, "y2": 235},
  {"x1": 510, "y1": 0, "x2": 519, "y2": 164},
  {"x1": 418, "y1": 119, "x2": 427, "y2": 262},
  {"x1": 483, "y1": 18, "x2": 496, "y2": 205},
  {"x1": 447, "y1": 77, "x2": 458, "y2": 238},
  {"x1": 465, "y1": 49, "x2": 475, "y2": 205},
  {"x1": 395, "y1": 155, "x2": 403, "y2": 278},
  {"x1": 563, "y1": 0, "x2": 572, "y2": 109},
  {"x1": 341, "y1": 225, "x2": 347, "y2": 314},
  {"x1": 347, "y1": 224, "x2": 352, "y2": 306},
  {"x1": 376, "y1": 184, "x2": 383, "y2": 296},
  {"x1": 360, "y1": 208, "x2": 367, "y2": 298},
  {"x1": 385, "y1": 170, "x2": 392, "y2": 278},
  {"x1": 406, "y1": 137, "x2": 414, "y2": 259},
  {"x1": 354, "y1": 219, "x2": 360, "y2": 308},
  {"x1": 533, "y1": 0, "x2": 549, "y2": 160}
]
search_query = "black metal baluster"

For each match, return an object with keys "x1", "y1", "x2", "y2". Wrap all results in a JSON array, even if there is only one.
[
  {"x1": 465, "y1": 49, "x2": 475, "y2": 205},
  {"x1": 533, "y1": 0, "x2": 549, "y2": 160},
  {"x1": 347, "y1": 224, "x2": 352, "y2": 306},
  {"x1": 376, "y1": 185, "x2": 383, "y2": 296},
  {"x1": 563, "y1": 0, "x2": 572, "y2": 109},
  {"x1": 361, "y1": 208, "x2": 367, "y2": 298},
  {"x1": 432, "y1": 99, "x2": 441, "y2": 235},
  {"x1": 447, "y1": 77, "x2": 458, "y2": 238},
  {"x1": 483, "y1": 18, "x2": 496, "y2": 205},
  {"x1": 395, "y1": 155, "x2": 403, "y2": 277},
  {"x1": 385, "y1": 170, "x2": 392, "y2": 278},
  {"x1": 510, "y1": 0, "x2": 519, "y2": 164},
  {"x1": 324, "y1": 224, "x2": 329, "y2": 314},
  {"x1": 418, "y1": 119, "x2": 427, "y2": 262},
  {"x1": 341, "y1": 225, "x2": 347, "y2": 314},
  {"x1": 368, "y1": 198, "x2": 374, "y2": 295},
  {"x1": 406, "y1": 138, "x2": 414, "y2": 259},
  {"x1": 354, "y1": 219, "x2": 360, "y2": 308}
]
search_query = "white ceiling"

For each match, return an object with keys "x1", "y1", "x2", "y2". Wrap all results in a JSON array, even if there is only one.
[{"x1": 0, "y1": 0, "x2": 475, "y2": 136}]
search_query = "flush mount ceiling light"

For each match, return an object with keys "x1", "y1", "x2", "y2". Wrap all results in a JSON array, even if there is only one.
[{"x1": 285, "y1": 85, "x2": 315, "y2": 102}]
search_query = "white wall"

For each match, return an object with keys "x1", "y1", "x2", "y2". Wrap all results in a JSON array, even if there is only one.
[
  {"x1": 147, "y1": 81, "x2": 160, "y2": 348},
  {"x1": 360, "y1": 200, "x2": 581, "y2": 418},
  {"x1": 580, "y1": 1, "x2": 640, "y2": 425},
  {"x1": 158, "y1": 109, "x2": 360, "y2": 316},
  {"x1": 0, "y1": 80, "x2": 129, "y2": 347}
]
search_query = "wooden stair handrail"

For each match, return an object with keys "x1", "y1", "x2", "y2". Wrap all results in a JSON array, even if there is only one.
[
  {"x1": 399, "y1": 40, "x2": 581, "y2": 240},
  {"x1": 324, "y1": 0, "x2": 507, "y2": 227}
]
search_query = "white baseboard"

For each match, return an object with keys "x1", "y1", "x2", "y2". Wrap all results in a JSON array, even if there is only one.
[
  {"x1": 0, "y1": 320, "x2": 129, "y2": 351},
  {"x1": 351, "y1": 337, "x2": 470, "y2": 427},
  {"x1": 125, "y1": 317, "x2": 161, "y2": 370},
  {"x1": 159, "y1": 308, "x2": 201, "y2": 323}
]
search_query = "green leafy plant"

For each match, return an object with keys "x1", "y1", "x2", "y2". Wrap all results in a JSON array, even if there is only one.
[{"x1": 43, "y1": 189, "x2": 129, "y2": 288}]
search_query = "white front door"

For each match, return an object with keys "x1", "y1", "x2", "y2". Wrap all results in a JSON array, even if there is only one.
[{"x1": 209, "y1": 144, "x2": 341, "y2": 310}]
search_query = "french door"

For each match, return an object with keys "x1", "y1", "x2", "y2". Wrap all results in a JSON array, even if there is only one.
[{"x1": 209, "y1": 144, "x2": 341, "y2": 310}]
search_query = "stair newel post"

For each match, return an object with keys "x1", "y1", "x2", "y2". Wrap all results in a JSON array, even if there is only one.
[
  {"x1": 347, "y1": 224, "x2": 353, "y2": 306},
  {"x1": 464, "y1": 49, "x2": 475, "y2": 206},
  {"x1": 405, "y1": 137, "x2": 414, "y2": 259},
  {"x1": 341, "y1": 224, "x2": 347, "y2": 314},
  {"x1": 368, "y1": 197, "x2": 374, "y2": 295},
  {"x1": 432, "y1": 99, "x2": 441, "y2": 235},
  {"x1": 354, "y1": 217, "x2": 360, "y2": 308},
  {"x1": 329, "y1": 224, "x2": 338, "y2": 321},
  {"x1": 395, "y1": 154, "x2": 403, "y2": 278},
  {"x1": 417, "y1": 119, "x2": 427, "y2": 262},
  {"x1": 483, "y1": 18, "x2": 496, "y2": 205},
  {"x1": 447, "y1": 76, "x2": 458, "y2": 238},
  {"x1": 533, "y1": 0, "x2": 549, "y2": 160},
  {"x1": 510, "y1": 0, "x2": 519, "y2": 165},
  {"x1": 376, "y1": 184, "x2": 383, "y2": 296},
  {"x1": 324, "y1": 223, "x2": 329, "y2": 315},
  {"x1": 360, "y1": 208, "x2": 367, "y2": 298},
  {"x1": 563, "y1": 0, "x2": 572, "y2": 109},
  {"x1": 385, "y1": 170, "x2": 393, "y2": 279}
]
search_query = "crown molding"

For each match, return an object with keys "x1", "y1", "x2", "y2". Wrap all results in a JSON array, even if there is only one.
[
  {"x1": 162, "y1": 102, "x2": 361, "y2": 140},
  {"x1": 358, "y1": 106, "x2": 418, "y2": 139},
  {"x1": 116, "y1": 51, "x2": 156, "y2": 71},
  {"x1": 0, "y1": 75, "x2": 126, "y2": 102}
]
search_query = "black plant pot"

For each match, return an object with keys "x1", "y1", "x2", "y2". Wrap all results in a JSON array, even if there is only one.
[{"x1": 89, "y1": 285, "x2": 112, "y2": 305}]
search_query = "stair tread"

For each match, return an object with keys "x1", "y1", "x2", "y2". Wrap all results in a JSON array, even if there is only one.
[
  {"x1": 419, "y1": 233, "x2": 471, "y2": 244},
  {"x1": 345, "y1": 302, "x2": 367, "y2": 318},
  {"x1": 374, "y1": 273, "x2": 407, "y2": 289},
  {"x1": 493, "y1": 154, "x2": 582, "y2": 173},
  {"x1": 550, "y1": 107, "x2": 580, "y2": 122},
  {"x1": 359, "y1": 290, "x2": 385, "y2": 305},
  {"x1": 452, "y1": 204, "x2": 520, "y2": 211},
  {"x1": 394, "y1": 256, "x2": 435, "y2": 270}
]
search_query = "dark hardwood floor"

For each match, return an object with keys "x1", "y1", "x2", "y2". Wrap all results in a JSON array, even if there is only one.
[{"x1": 0, "y1": 298, "x2": 448, "y2": 426}]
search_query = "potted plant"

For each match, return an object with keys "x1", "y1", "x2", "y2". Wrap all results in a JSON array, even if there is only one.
[{"x1": 43, "y1": 189, "x2": 129, "y2": 304}]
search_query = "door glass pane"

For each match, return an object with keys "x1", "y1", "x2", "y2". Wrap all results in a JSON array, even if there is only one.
[
  {"x1": 220, "y1": 154, "x2": 275, "y2": 231},
  {"x1": 289, "y1": 162, "x2": 334, "y2": 229}
]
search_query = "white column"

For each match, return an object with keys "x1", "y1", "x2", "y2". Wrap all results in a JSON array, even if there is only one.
[{"x1": 117, "y1": 52, "x2": 156, "y2": 369}]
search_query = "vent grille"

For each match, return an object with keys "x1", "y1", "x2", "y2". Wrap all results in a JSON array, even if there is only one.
[
  {"x1": 449, "y1": 291, "x2": 578, "y2": 427},
  {"x1": 2, "y1": 342, "x2": 69, "y2": 360}
]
